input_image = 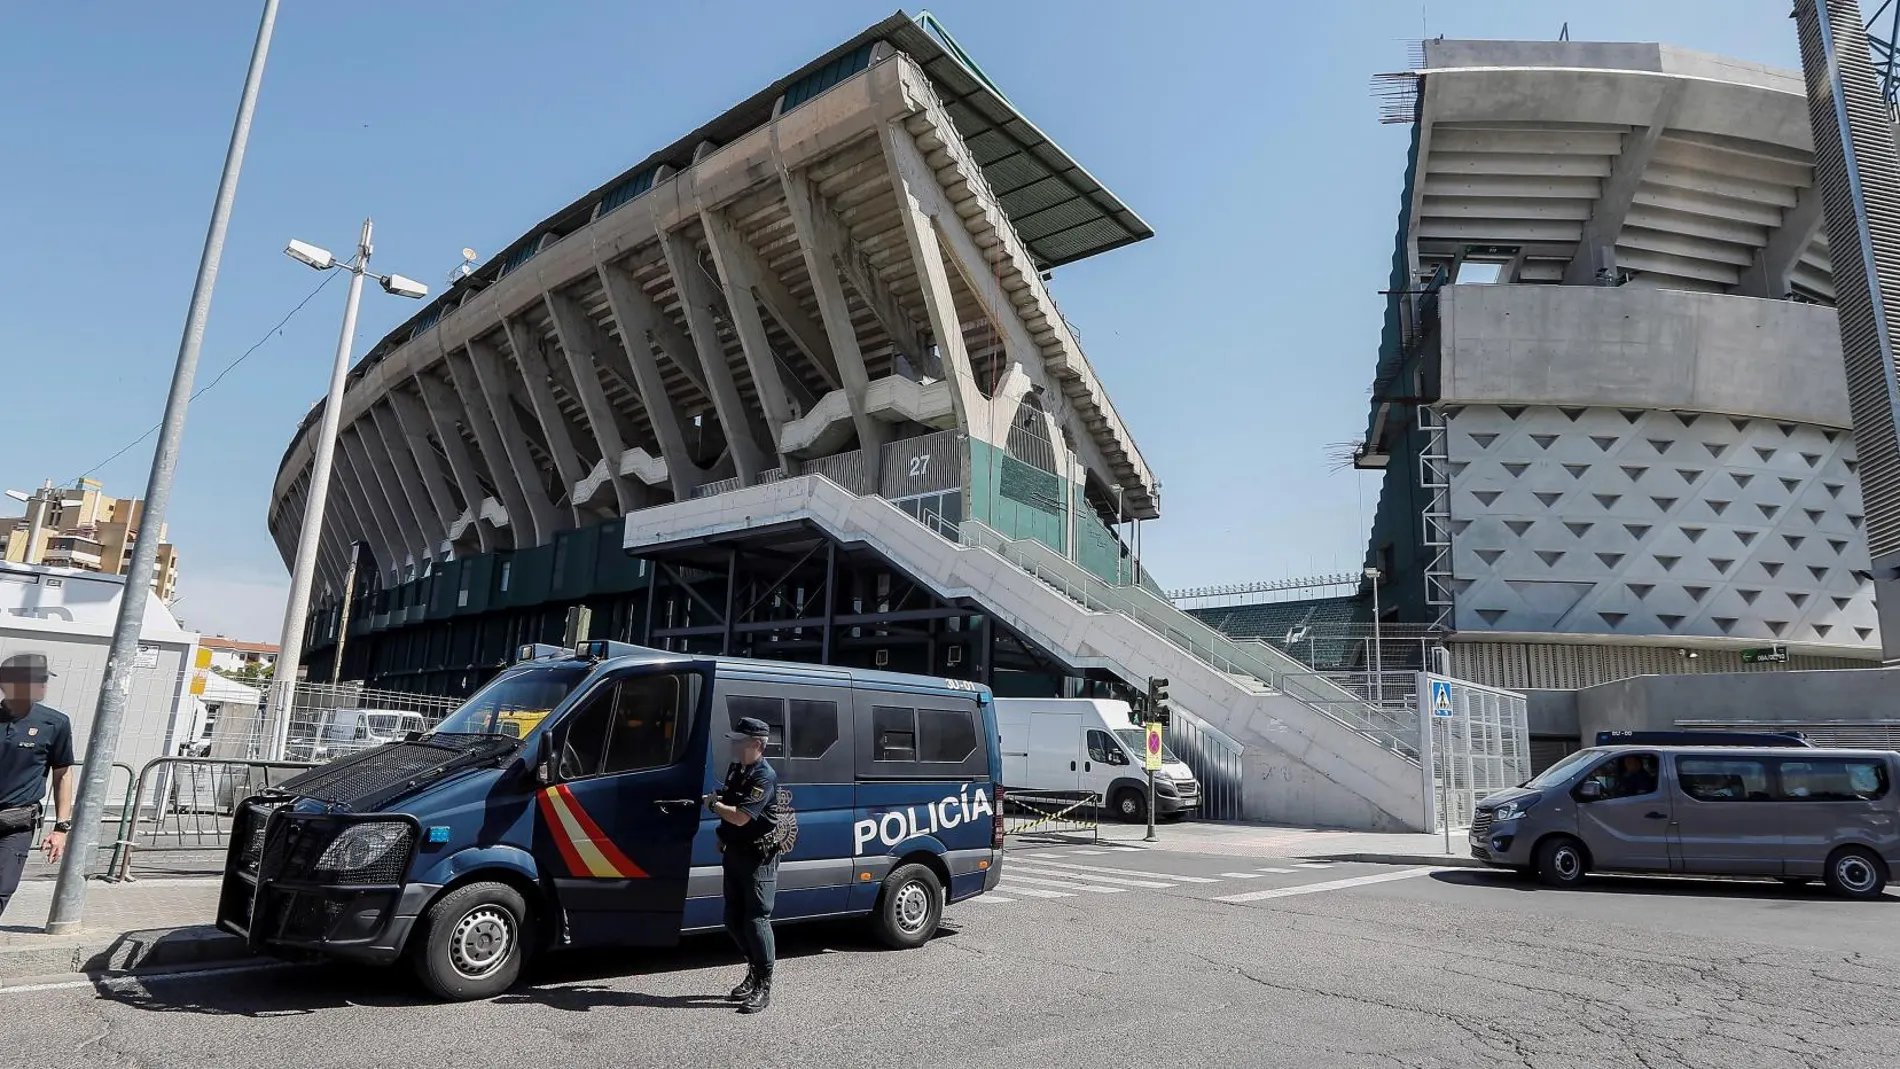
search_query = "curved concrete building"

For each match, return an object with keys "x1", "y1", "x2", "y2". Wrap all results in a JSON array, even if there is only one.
[{"x1": 1359, "y1": 40, "x2": 1884, "y2": 689}]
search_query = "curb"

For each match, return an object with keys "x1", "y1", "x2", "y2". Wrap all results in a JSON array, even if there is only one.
[
  {"x1": 1307, "y1": 852, "x2": 1489, "y2": 869},
  {"x1": 0, "y1": 925, "x2": 254, "y2": 985}
]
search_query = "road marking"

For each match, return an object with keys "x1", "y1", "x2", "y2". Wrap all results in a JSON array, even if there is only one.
[
  {"x1": 1067, "y1": 849, "x2": 1108, "y2": 855},
  {"x1": 0, "y1": 960, "x2": 293, "y2": 997},
  {"x1": 994, "y1": 885, "x2": 1075, "y2": 899},
  {"x1": 1295, "y1": 862, "x2": 1335, "y2": 869},
  {"x1": 970, "y1": 894, "x2": 1016, "y2": 904},
  {"x1": 1218, "y1": 872, "x2": 1267, "y2": 879},
  {"x1": 1104, "y1": 846, "x2": 1144, "y2": 853},
  {"x1": 1010, "y1": 865, "x2": 1174, "y2": 889},
  {"x1": 1214, "y1": 867, "x2": 1438, "y2": 904},
  {"x1": 1011, "y1": 858, "x2": 1222, "y2": 883},
  {"x1": 1001, "y1": 874, "x2": 1127, "y2": 894},
  {"x1": 1256, "y1": 867, "x2": 1296, "y2": 874}
]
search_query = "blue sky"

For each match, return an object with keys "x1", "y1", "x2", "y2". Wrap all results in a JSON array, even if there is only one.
[{"x1": 0, "y1": 0, "x2": 1805, "y2": 641}]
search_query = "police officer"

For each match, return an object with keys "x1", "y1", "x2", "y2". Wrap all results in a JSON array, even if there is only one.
[
  {"x1": 704, "y1": 716, "x2": 779, "y2": 1014},
  {"x1": 0, "y1": 654, "x2": 75, "y2": 919}
]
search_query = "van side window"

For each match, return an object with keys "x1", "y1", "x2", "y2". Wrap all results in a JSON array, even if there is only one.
[
  {"x1": 728, "y1": 696, "x2": 786, "y2": 758},
  {"x1": 788, "y1": 699, "x2": 839, "y2": 759},
  {"x1": 872, "y1": 706, "x2": 918, "y2": 762},
  {"x1": 1580, "y1": 753, "x2": 1658, "y2": 798},
  {"x1": 1677, "y1": 756, "x2": 1772, "y2": 802},
  {"x1": 1776, "y1": 759, "x2": 1890, "y2": 801},
  {"x1": 919, "y1": 708, "x2": 978, "y2": 763},
  {"x1": 1086, "y1": 729, "x2": 1117, "y2": 764}
]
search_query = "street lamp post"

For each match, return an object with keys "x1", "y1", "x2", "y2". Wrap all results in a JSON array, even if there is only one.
[
  {"x1": 265, "y1": 220, "x2": 427, "y2": 761},
  {"x1": 1365, "y1": 567, "x2": 1385, "y2": 706}
]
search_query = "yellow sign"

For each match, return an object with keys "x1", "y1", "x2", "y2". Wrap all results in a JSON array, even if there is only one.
[
  {"x1": 495, "y1": 708, "x2": 553, "y2": 739},
  {"x1": 1144, "y1": 722, "x2": 1163, "y2": 771},
  {"x1": 189, "y1": 671, "x2": 208, "y2": 696},
  {"x1": 194, "y1": 647, "x2": 213, "y2": 669}
]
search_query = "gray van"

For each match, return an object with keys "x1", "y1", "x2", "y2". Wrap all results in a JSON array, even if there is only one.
[{"x1": 1470, "y1": 745, "x2": 1900, "y2": 899}]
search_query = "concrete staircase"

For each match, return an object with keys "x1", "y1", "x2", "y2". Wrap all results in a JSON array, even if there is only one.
[{"x1": 625, "y1": 475, "x2": 1430, "y2": 831}]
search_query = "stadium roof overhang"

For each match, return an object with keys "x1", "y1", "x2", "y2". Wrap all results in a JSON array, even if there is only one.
[{"x1": 1359, "y1": 42, "x2": 1834, "y2": 461}]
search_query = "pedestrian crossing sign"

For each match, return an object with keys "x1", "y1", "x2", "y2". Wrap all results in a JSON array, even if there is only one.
[{"x1": 1431, "y1": 680, "x2": 1455, "y2": 718}]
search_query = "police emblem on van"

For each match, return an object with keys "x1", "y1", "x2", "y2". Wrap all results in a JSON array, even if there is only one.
[{"x1": 853, "y1": 785, "x2": 993, "y2": 855}]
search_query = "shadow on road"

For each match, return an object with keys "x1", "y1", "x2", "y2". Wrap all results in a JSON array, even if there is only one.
[
  {"x1": 102, "y1": 919, "x2": 962, "y2": 1017},
  {"x1": 1431, "y1": 868, "x2": 1898, "y2": 902}
]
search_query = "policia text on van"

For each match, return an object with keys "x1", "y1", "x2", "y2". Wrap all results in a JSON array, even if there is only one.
[
  {"x1": 217, "y1": 641, "x2": 1005, "y2": 1000},
  {"x1": 1471, "y1": 745, "x2": 1900, "y2": 899}
]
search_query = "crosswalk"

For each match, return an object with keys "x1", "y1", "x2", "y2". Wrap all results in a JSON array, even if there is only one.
[{"x1": 968, "y1": 848, "x2": 1408, "y2": 907}]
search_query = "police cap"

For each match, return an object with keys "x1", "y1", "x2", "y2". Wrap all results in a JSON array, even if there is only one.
[
  {"x1": 0, "y1": 653, "x2": 55, "y2": 683},
  {"x1": 728, "y1": 717, "x2": 772, "y2": 741}
]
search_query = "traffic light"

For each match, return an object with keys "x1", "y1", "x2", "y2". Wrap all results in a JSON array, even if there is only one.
[{"x1": 1147, "y1": 677, "x2": 1171, "y2": 727}]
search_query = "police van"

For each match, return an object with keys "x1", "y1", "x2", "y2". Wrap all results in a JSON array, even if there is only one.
[{"x1": 217, "y1": 641, "x2": 1005, "y2": 1000}]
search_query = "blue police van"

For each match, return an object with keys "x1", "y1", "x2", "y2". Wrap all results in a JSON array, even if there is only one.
[{"x1": 217, "y1": 640, "x2": 1005, "y2": 1000}]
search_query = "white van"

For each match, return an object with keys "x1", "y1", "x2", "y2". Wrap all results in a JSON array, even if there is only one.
[{"x1": 994, "y1": 698, "x2": 1200, "y2": 822}]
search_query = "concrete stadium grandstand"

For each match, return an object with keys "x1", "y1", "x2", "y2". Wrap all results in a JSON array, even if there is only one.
[
  {"x1": 268, "y1": 12, "x2": 1449, "y2": 830},
  {"x1": 1185, "y1": 38, "x2": 1896, "y2": 762}
]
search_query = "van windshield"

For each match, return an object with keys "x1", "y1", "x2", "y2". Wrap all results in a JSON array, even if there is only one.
[
  {"x1": 1113, "y1": 728, "x2": 1182, "y2": 764},
  {"x1": 433, "y1": 665, "x2": 590, "y2": 737},
  {"x1": 1524, "y1": 748, "x2": 1603, "y2": 790}
]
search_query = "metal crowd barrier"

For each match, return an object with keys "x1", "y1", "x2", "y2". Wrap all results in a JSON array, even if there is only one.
[
  {"x1": 109, "y1": 756, "x2": 317, "y2": 881},
  {"x1": 1003, "y1": 789, "x2": 1102, "y2": 842}
]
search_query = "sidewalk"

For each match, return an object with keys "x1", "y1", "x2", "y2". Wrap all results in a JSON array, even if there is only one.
[
  {"x1": 1033, "y1": 819, "x2": 1485, "y2": 868},
  {"x1": 0, "y1": 852, "x2": 238, "y2": 985}
]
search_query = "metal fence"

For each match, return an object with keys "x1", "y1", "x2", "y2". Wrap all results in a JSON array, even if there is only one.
[
  {"x1": 1002, "y1": 790, "x2": 1102, "y2": 841},
  {"x1": 108, "y1": 756, "x2": 316, "y2": 880},
  {"x1": 1166, "y1": 712, "x2": 1245, "y2": 821},
  {"x1": 209, "y1": 680, "x2": 461, "y2": 763},
  {"x1": 1416, "y1": 673, "x2": 1530, "y2": 831}
]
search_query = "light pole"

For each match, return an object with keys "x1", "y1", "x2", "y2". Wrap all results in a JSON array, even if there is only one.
[
  {"x1": 265, "y1": 221, "x2": 428, "y2": 761},
  {"x1": 45, "y1": 0, "x2": 281, "y2": 937},
  {"x1": 1364, "y1": 567, "x2": 1385, "y2": 706}
]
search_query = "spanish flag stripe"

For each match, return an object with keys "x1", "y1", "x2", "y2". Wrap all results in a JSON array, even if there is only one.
[
  {"x1": 542, "y1": 787, "x2": 620, "y2": 878},
  {"x1": 554, "y1": 784, "x2": 650, "y2": 878},
  {"x1": 534, "y1": 789, "x2": 589, "y2": 878}
]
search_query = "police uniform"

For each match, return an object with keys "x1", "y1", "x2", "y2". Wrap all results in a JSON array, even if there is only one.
[
  {"x1": 714, "y1": 716, "x2": 779, "y2": 1013},
  {"x1": 0, "y1": 655, "x2": 74, "y2": 918}
]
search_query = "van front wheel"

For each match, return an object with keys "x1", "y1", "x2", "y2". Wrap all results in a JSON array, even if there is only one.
[
  {"x1": 1824, "y1": 847, "x2": 1888, "y2": 900},
  {"x1": 1533, "y1": 836, "x2": 1588, "y2": 889},
  {"x1": 411, "y1": 881, "x2": 530, "y2": 1001},
  {"x1": 871, "y1": 863, "x2": 943, "y2": 950},
  {"x1": 1113, "y1": 788, "x2": 1148, "y2": 824}
]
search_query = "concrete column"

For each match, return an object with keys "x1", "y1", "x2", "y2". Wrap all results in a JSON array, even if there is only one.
[
  {"x1": 334, "y1": 441, "x2": 404, "y2": 583},
  {"x1": 414, "y1": 370, "x2": 504, "y2": 551},
  {"x1": 368, "y1": 401, "x2": 447, "y2": 560},
  {"x1": 500, "y1": 315, "x2": 589, "y2": 524},
  {"x1": 698, "y1": 208, "x2": 803, "y2": 462},
  {"x1": 390, "y1": 384, "x2": 482, "y2": 552},
  {"x1": 457, "y1": 338, "x2": 562, "y2": 545},
  {"x1": 355, "y1": 415, "x2": 432, "y2": 573},
  {"x1": 778, "y1": 168, "x2": 890, "y2": 454},
  {"x1": 596, "y1": 261, "x2": 707, "y2": 500},
  {"x1": 1739, "y1": 187, "x2": 1825, "y2": 298},
  {"x1": 700, "y1": 206, "x2": 839, "y2": 390},
  {"x1": 659, "y1": 227, "x2": 770, "y2": 483},
  {"x1": 543, "y1": 289, "x2": 638, "y2": 514},
  {"x1": 879, "y1": 123, "x2": 986, "y2": 436},
  {"x1": 1561, "y1": 81, "x2": 1686, "y2": 286},
  {"x1": 340, "y1": 426, "x2": 416, "y2": 578}
]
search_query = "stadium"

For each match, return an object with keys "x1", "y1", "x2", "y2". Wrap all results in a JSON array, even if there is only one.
[{"x1": 268, "y1": 11, "x2": 1454, "y2": 831}]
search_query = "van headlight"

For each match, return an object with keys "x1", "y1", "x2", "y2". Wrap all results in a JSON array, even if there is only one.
[
  {"x1": 1492, "y1": 797, "x2": 1540, "y2": 822},
  {"x1": 315, "y1": 822, "x2": 411, "y2": 875}
]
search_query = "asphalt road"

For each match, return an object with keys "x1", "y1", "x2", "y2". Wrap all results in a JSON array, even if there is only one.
[{"x1": 7, "y1": 847, "x2": 1900, "y2": 1069}]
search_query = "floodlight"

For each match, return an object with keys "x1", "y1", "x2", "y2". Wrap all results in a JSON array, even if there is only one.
[
  {"x1": 285, "y1": 239, "x2": 335, "y2": 271},
  {"x1": 382, "y1": 274, "x2": 428, "y2": 299}
]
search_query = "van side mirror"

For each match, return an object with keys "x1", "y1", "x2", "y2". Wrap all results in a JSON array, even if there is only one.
[
  {"x1": 532, "y1": 735, "x2": 554, "y2": 786},
  {"x1": 1576, "y1": 781, "x2": 1603, "y2": 802}
]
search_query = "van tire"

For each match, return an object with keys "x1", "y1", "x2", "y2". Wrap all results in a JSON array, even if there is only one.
[
  {"x1": 1112, "y1": 788, "x2": 1148, "y2": 824},
  {"x1": 411, "y1": 881, "x2": 530, "y2": 1001},
  {"x1": 1823, "y1": 846, "x2": 1887, "y2": 900},
  {"x1": 871, "y1": 863, "x2": 943, "y2": 950},
  {"x1": 1533, "y1": 836, "x2": 1589, "y2": 889}
]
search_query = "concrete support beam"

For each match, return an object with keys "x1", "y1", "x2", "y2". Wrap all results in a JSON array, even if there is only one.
[
  {"x1": 453, "y1": 340, "x2": 560, "y2": 545},
  {"x1": 335, "y1": 438, "x2": 404, "y2": 582},
  {"x1": 543, "y1": 289, "x2": 639, "y2": 514},
  {"x1": 658, "y1": 228, "x2": 770, "y2": 483},
  {"x1": 414, "y1": 371, "x2": 502, "y2": 552},
  {"x1": 390, "y1": 385, "x2": 481, "y2": 552},
  {"x1": 500, "y1": 315, "x2": 589, "y2": 524},
  {"x1": 699, "y1": 207, "x2": 805, "y2": 461},
  {"x1": 779, "y1": 169, "x2": 891, "y2": 455},
  {"x1": 370, "y1": 399, "x2": 450, "y2": 558},
  {"x1": 879, "y1": 123, "x2": 986, "y2": 437},
  {"x1": 1562, "y1": 82, "x2": 1687, "y2": 285},
  {"x1": 349, "y1": 419, "x2": 427, "y2": 577},
  {"x1": 597, "y1": 261, "x2": 708, "y2": 500},
  {"x1": 1739, "y1": 186, "x2": 1826, "y2": 298},
  {"x1": 699, "y1": 207, "x2": 839, "y2": 391},
  {"x1": 329, "y1": 468, "x2": 379, "y2": 587}
]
